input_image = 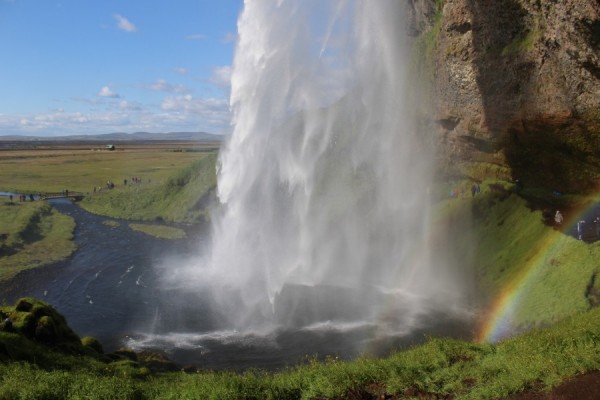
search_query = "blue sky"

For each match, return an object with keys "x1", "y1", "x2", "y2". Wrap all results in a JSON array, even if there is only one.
[{"x1": 0, "y1": 0, "x2": 243, "y2": 136}]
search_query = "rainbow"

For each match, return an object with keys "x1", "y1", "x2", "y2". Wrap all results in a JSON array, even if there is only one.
[
  {"x1": 476, "y1": 233, "x2": 556, "y2": 343},
  {"x1": 476, "y1": 202, "x2": 598, "y2": 343}
]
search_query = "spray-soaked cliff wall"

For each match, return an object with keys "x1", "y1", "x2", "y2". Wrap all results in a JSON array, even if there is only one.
[{"x1": 413, "y1": 0, "x2": 600, "y2": 193}]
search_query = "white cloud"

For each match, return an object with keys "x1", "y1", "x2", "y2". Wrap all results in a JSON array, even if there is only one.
[
  {"x1": 145, "y1": 79, "x2": 190, "y2": 94},
  {"x1": 97, "y1": 86, "x2": 120, "y2": 98},
  {"x1": 186, "y1": 34, "x2": 207, "y2": 40},
  {"x1": 114, "y1": 14, "x2": 137, "y2": 33},
  {"x1": 3, "y1": 111, "x2": 130, "y2": 134},
  {"x1": 161, "y1": 95, "x2": 230, "y2": 127},
  {"x1": 174, "y1": 67, "x2": 188, "y2": 76},
  {"x1": 0, "y1": 95, "x2": 231, "y2": 136},
  {"x1": 118, "y1": 100, "x2": 142, "y2": 111},
  {"x1": 210, "y1": 66, "x2": 232, "y2": 88}
]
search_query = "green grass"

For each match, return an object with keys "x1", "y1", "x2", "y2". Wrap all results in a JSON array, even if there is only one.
[
  {"x1": 437, "y1": 182, "x2": 600, "y2": 329},
  {"x1": 2, "y1": 298, "x2": 600, "y2": 399},
  {"x1": 501, "y1": 21, "x2": 543, "y2": 56},
  {"x1": 129, "y1": 223, "x2": 186, "y2": 239},
  {"x1": 102, "y1": 220, "x2": 121, "y2": 228},
  {"x1": 80, "y1": 152, "x2": 217, "y2": 223},
  {"x1": 0, "y1": 199, "x2": 76, "y2": 282},
  {"x1": 411, "y1": 0, "x2": 444, "y2": 87},
  {"x1": 0, "y1": 144, "x2": 212, "y2": 195}
]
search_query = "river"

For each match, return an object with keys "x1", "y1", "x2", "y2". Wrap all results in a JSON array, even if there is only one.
[{"x1": 1, "y1": 199, "x2": 472, "y2": 370}]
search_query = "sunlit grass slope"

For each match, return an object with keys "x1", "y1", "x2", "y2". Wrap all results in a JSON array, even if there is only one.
[
  {"x1": 0, "y1": 199, "x2": 75, "y2": 283},
  {"x1": 80, "y1": 152, "x2": 217, "y2": 222},
  {"x1": 439, "y1": 180, "x2": 600, "y2": 330}
]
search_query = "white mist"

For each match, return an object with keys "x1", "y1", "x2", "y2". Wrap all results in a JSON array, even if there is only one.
[{"x1": 162, "y1": 0, "x2": 468, "y2": 342}]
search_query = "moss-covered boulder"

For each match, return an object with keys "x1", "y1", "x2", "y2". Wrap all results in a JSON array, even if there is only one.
[
  {"x1": 137, "y1": 350, "x2": 180, "y2": 372},
  {"x1": 81, "y1": 336, "x2": 104, "y2": 354},
  {"x1": 1, "y1": 297, "x2": 80, "y2": 346},
  {"x1": 0, "y1": 297, "x2": 181, "y2": 378}
]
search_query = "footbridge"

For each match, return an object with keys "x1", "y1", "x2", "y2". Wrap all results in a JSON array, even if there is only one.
[{"x1": 41, "y1": 192, "x2": 85, "y2": 201}]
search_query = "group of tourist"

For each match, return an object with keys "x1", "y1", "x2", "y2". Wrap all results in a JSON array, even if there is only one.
[
  {"x1": 92, "y1": 176, "x2": 145, "y2": 194},
  {"x1": 450, "y1": 182, "x2": 482, "y2": 198},
  {"x1": 11, "y1": 193, "x2": 37, "y2": 202}
]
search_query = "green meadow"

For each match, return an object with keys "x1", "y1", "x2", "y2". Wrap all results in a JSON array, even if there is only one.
[{"x1": 0, "y1": 143, "x2": 216, "y2": 195}]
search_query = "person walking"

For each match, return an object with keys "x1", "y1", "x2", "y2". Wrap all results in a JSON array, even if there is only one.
[
  {"x1": 555, "y1": 210, "x2": 564, "y2": 226},
  {"x1": 577, "y1": 220, "x2": 586, "y2": 240}
]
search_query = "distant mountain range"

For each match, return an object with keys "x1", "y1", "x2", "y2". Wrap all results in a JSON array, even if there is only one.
[{"x1": 0, "y1": 131, "x2": 223, "y2": 142}]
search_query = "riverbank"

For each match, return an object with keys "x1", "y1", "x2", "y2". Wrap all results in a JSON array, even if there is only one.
[{"x1": 0, "y1": 198, "x2": 76, "y2": 283}]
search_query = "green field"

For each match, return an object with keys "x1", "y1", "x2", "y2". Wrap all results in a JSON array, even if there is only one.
[
  {"x1": 0, "y1": 142, "x2": 216, "y2": 195},
  {"x1": 0, "y1": 141, "x2": 218, "y2": 282}
]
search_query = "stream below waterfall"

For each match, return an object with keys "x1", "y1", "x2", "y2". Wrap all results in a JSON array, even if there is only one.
[{"x1": 1, "y1": 200, "x2": 472, "y2": 370}]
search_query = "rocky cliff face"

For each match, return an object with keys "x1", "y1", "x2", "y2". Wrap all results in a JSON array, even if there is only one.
[{"x1": 414, "y1": 0, "x2": 600, "y2": 193}]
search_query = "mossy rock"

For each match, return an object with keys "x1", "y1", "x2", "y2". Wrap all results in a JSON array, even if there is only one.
[
  {"x1": 0, "y1": 341, "x2": 9, "y2": 360},
  {"x1": 112, "y1": 348, "x2": 138, "y2": 362},
  {"x1": 35, "y1": 315, "x2": 58, "y2": 344},
  {"x1": 7, "y1": 297, "x2": 80, "y2": 346},
  {"x1": 81, "y1": 336, "x2": 104, "y2": 354},
  {"x1": 14, "y1": 312, "x2": 37, "y2": 339},
  {"x1": 138, "y1": 350, "x2": 180, "y2": 372},
  {"x1": 15, "y1": 298, "x2": 34, "y2": 312}
]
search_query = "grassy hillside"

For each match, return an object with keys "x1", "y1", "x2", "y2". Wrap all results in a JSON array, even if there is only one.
[
  {"x1": 436, "y1": 179, "x2": 600, "y2": 335},
  {"x1": 80, "y1": 152, "x2": 217, "y2": 223}
]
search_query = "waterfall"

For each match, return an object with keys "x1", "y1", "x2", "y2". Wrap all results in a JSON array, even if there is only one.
[{"x1": 169, "y1": 0, "x2": 467, "y2": 337}]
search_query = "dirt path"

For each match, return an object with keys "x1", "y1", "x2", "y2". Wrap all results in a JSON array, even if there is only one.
[{"x1": 508, "y1": 371, "x2": 600, "y2": 399}]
